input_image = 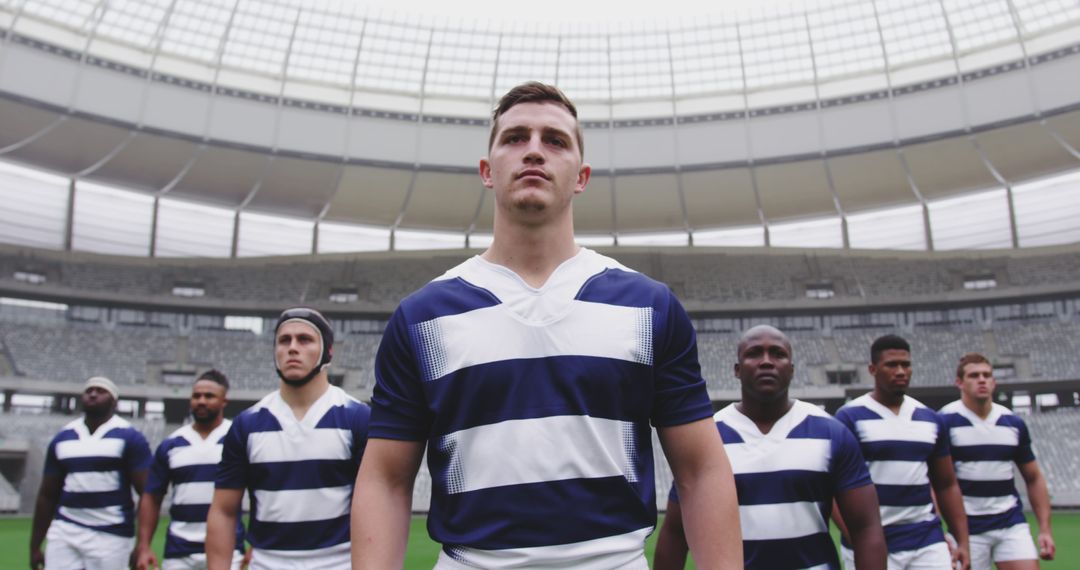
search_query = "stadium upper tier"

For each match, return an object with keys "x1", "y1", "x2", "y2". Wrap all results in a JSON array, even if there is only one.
[
  {"x1": 2, "y1": 243, "x2": 1078, "y2": 313},
  {"x1": 1, "y1": 0, "x2": 1080, "y2": 248}
]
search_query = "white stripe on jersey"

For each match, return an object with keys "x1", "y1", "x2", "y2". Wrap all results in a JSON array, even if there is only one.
[
  {"x1": 954, "y1": 460, "x2": 1014, "y2": 481},
  {"x1": 247, "y1": 428, "x2": 353, "y2": 464},
  {"x1": 868, "y1": 460, "x2": 929, "y2": 486},
  {"x1": 879, "y1": 504, "x2": 936, "y2": 527},
  {"x1": 168, "y1": 442, "x2": 224, "y2": 470},
  {"x1": 169, "y1": 520, "x2": 208, "y2": 544},
  {"x1": 413, "y1": 301, "x2": 653, "y2": 382},
  {"x1": 62, "y1": 471, "x2": 119, "y2": 493},
  {"x1": 440, "y1": 415, "x2": 637, "y2": 494},
  {"x1": 59, "y1": 505, "x2": 124, "y2": 527},
  {"x1": 963, "y1": 494, "x2": 1019, "y2": 516},
  {"x1": 724, "y1": 438, "x2": 831, "y2": 475},
  {"x1": 437, "y1": 527, "x2": 652, "y2": 570},
  {"x1": 949, "y1": 425, "x2": 1019, "y2": 447},
  {"x1": 856, "y1": 419, "x2": 938, "y2": 444},
  {"x1": 739, "y1": 501, "x2": 827, "y2": 541},
  {"x1": 173, "y1": 481, "x2": 215, "y2": 506},
  {"x1": 253, "y1": 485, "x2": 352, "y2": 523},
  {"x1": 55, "y1": 438, "x2": 124, "y2": 460}
]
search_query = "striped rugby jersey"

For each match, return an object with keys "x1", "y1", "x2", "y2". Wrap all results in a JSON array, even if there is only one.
[
  {"x1": 216, "y1": 385, "x2": 370, "y2": 558},
  {"x1": 44, "y1": 414, "x2": 152, "y2": 537},
  {"x1": 371, "y1": 248, "x2": 714, "y2": 569},
  {"x1": 146, "y1": 420, "x2": 244, "y2": 559},
  {"x1": 670, "y1": 400, "x2": 871, "y2": 570},
  {"x1": 940, "y1": 400, "x2": 1034, "y2": 535},
  {"x1": 835, "y1": 393, "x2": 950, "y2": 553}
]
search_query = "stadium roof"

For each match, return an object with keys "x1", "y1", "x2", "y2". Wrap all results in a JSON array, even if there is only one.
[{"x1": 0, "y1": 0, "x2": 1079, "y2": 255}]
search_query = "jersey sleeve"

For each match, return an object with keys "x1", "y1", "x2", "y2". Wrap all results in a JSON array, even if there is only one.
[
  {"x1": 830, "y1": 421, "x2": 872, "y2": 492},
  {"x1": 1013, "y1": 416, "x2": 1036, "y2": 464},
  {"x1": 833, "y1": 407, "x2": 857, "y2": 435},
  {"x1": 216, "y1": 418, "x2": 249, "y2": 489},
  {"x1": 145, "y1": 440, "x2": 172, "y2": 496},
  {"x1": 124, "y1": 430, "x2": 153, "y2": 472},
  {"x1": 931, "y1": 412, "x2": 951, "y2": 458},
  {"x1": 650, "y1": 290, "x2": 713, "y2": 427},
  {"x1": 369, "y1": 306, "x2": 433, "y2": 441},
  {"x1": 43, "y1": 436, "x2": 64, "y2": 477}
]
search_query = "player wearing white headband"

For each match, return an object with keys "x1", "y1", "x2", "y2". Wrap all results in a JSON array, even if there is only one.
[{"x1": 207, "y1": 308, "x2": 371, "y2": 570}]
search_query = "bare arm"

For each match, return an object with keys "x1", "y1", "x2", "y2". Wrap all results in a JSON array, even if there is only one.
[
  {"x1": 351, "y1": 438, "x2": 425, "y2": 569},
  {"x1": 830, "y1": 500, "x2": 852, "y2": 545},
  {"x1": 206, "y1": 488, "x2": 244, "y2": 570},
  {"x1": 29, "y1": 474, "x2": 62, "y2": 570},
  {"x1": 133, "y1": 492, "x2": 164, "y2": 570},
  {"x1": 1018, "y1": 460, "x2": 1055, "y2": 560},
  {"x1": 658, "y1": 418, "x2": 742, "y2": 570},
  {"x1": 835, "y1": 484, "x2": 887, "y2": 570},
  {"x1": 928, "y1": 455, "x2": 969, "y2": 570},
  {"x1": 653, "y1": 499, "x2": 690, "y2": 570}
]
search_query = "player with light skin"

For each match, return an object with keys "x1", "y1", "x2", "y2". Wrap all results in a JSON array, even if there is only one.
[
  {"x1": 132, "y1": 369, "x2": 248, "y2": 570},
  {"x1": 655, "y1": 325, "x2": 886, "y2": 570},
  {"x1": 834, "y1": 335, "x2": 970, "y2": 570},
  {"x1": 941, "y1": 353, "x2": 1054, "y2": 569},
  {"x1": 351, "y1": 82, "x2": 741, "y2": 569}
]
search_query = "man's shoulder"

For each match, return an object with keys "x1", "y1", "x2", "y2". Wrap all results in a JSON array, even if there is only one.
[{"x1": 230, "y1": 392, "x2": 285, "y2": 432}]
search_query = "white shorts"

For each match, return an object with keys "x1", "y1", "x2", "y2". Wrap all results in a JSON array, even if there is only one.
[
  {"x1": 248, "y1": 545, "x2": 351, "y2": 570},
  {"x1": 45, "y1": 519, "x2": 134, "y2": 570},
  {"x1": 969, "y1": 523, "x2": 1038, "y2": 569},
  {"x1": 162, "y1": 551, "x2": 244, "y2": 570},
  {"x1": 842, "y1": 541, "x2": 951, "y2": 570}
]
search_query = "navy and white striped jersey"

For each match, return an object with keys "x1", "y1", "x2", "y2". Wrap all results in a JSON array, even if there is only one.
[
  {"x1": 670, "y1": 400, "x2": 871, "y2": 570},
  {"x1": 371, "y1": 248, "x2": 714, "y2": 569},
  {"x1": 44, "y1": 415, "x2": 152, "y2": 537},
  {"x1": 940, "y1": 400, "x2": 1034, "y2": 535},
  {"x1": 147, "y1": 421, "x2": 244, "y2": 559},
  {"x1": 216, "y1": 386, "x2": 370, "y2": 558},
  {"x1": 835, "y1": 394, "x2": 950, "y2": 553}
]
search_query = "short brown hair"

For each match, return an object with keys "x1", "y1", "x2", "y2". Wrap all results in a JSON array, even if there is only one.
[
  {"x1": 488, "y1": 81, "x2": 584, "y2": 158},
  {"x1": 956, "y1": 352, "x2": 991, "y2": 379}
]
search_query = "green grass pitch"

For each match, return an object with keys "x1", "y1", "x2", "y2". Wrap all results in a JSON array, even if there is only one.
[{"x1": 1, "y1": 512, "x2": 1077, "y2": 568}]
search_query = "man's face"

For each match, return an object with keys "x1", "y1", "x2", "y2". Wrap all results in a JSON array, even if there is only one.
[
  {"x1": 870, "y1": 349, "x2": 912, "y2": 397},
  {"x1": 275, "y1": 321, "x2": 322, "y2": 382},
  {"x1": 957, "y1": 362, "x2": 995, "y2": 403},
  {"x1": 735, "y1": 331, "x2": 794, "y2": 401},
  {"x1": 190, "y1": 379, "x2": 227, "y2": 425},
  {"x1": 81, "y1": 386, "x2": 114, "y2": 415},
  {"x1": 480, "y1": 102, "x2": 590, "y2": 224}
]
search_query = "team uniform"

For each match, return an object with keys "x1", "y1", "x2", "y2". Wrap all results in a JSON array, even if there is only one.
[
  {"x1": 216, "y1": 385, "x2": 370, "y2": 569},
  {"x1": 940, "y1": 400, "x2": 1038, "y2": 568},
  {"x1": 372, "y1": 248, "x2": 714, "y2": 569},
  {"x1": 835, "y1": 394, "x2": 952, "y2": 569},
  {"x1": 147, "y1": 420, "x2": 245, "y2": 569},
  {"x1": 669, "y1": 400, "x2": 873, "y2": 569},
  {"x1": 42, "y1": 415, "x2": 152, "y2": 569}
]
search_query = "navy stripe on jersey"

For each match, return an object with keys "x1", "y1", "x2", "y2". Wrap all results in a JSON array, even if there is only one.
[
  {"x1": 246, "y1": 515, "x2": 351, "y2": 551},
  {"x1": 745, "y1": 534, "x2": 840, "y2": 570},
  {"x1": 245, "y1": 459, "x2": 358, "y2": 491}
]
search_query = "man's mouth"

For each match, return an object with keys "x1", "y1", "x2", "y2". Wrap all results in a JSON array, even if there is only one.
[{"x1": 516, "y1": 169, "x2": 549, "y2": 180}]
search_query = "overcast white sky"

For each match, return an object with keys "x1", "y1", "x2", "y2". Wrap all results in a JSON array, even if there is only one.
[{"x1": 345, "y1": 0, "x2": 801, "y2": 26}]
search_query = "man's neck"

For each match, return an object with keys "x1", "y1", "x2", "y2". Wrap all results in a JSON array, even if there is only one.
[
  {"x1": 83, "y1": 412, "x2": 112, "y2": 434},
  {"x1": 484, "y1": 215, "x2": 579, "y2": 288},
  {"x1": 736, "y1": 396, "x2": 794, "y2": 435},
  {"x1": 871, "y1": 389, "x2": 904, "y2": 413},
  {"x1": 191, "y1": 416, "x2": 224, "y2": 439},
  {"x1": 279, "y1": 375, "x2": 331, "y2": 421},
  {"x1": 961, "y1": 395, "x2": 994, "y2": 419}
]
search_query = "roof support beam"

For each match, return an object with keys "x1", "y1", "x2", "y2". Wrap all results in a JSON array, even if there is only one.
[
  {"x1": 390, "y1": 30, "x2": 434, "y2": 251},
  {"x1": 735, "y1": 22, "x2": 769, "y2": 247},
  {"x1": 606, "y1": 35, "x2": 619, "y2": 245},
  {"x1": 665, "y1": 31, "x2": 692, "y2": 246},
  {"x1": 805, "y1": 13, "x2": 849, "y2": 249}
]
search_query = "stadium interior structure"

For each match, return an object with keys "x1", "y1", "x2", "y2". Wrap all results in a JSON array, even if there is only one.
[{"x1": 1, "y1": 0, "x2": 1079, "y2": 515}]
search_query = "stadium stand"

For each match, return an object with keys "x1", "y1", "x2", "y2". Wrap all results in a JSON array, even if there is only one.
[{"x1": 1024, "y1": 408, "x2": 1080, "y2": 506}]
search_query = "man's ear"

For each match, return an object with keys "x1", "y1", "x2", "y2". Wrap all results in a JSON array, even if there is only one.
[{"x1": 479, "y1": 158, "x2": 494, "y2": 189}]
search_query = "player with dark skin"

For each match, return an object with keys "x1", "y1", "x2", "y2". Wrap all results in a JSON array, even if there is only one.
[
  {"x1": 833, "y1": 345, "x2": 972, "y2": 570},
  {"x1": 30, "y1": 385, "x2": 149, "y2": 569},
  {"x1": 655, "y1": 325, "x2": 887, "y2": 570}
]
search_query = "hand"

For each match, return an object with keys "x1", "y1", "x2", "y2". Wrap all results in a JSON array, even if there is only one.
[
  {"x1": 29, "y1": 548, "x2": 44, "y2": 570},
  {"x1": 132, "y1": 544, "x2": 158, "y2": 570},
  {"x1": 1038, "y1": 531, "x2": 1056, "y2": 561},
  {"x1": 952, "y1": 540, "x2": 970, "y2": 570},
  {"x1": 241, "y1": 546, "x2": 253, "y2": 569}
]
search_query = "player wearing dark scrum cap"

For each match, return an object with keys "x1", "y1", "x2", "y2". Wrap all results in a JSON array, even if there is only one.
[{"x1": 206, "y1": 308, "x2": 370, "y2": 570}]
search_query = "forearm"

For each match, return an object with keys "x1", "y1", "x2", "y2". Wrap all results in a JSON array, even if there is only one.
[
  {"x1": 935, "y1": 483, "x2": 970, "y2": 545},
  {"x1": 1027, "y1": 475, "x2": 1053, "y2": 534},
  {"x1": 29, "y1": 492, "x2": 57, "y2": 552},
  {"x1": 135, "y1": 493, "x2": 162, "y2": 548},
  {"x1": 850, "y1": 524, "x2": 888, "y2": 570},
  {"x1": 675, "y1": 462, "x2": 741, "y2": 569},
  {"x1": 653, "y1": 503, "x2": 689, "y2": 570},
  {"x1": 351, "y1": 475, "x2": 414, "y2": 569}
]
